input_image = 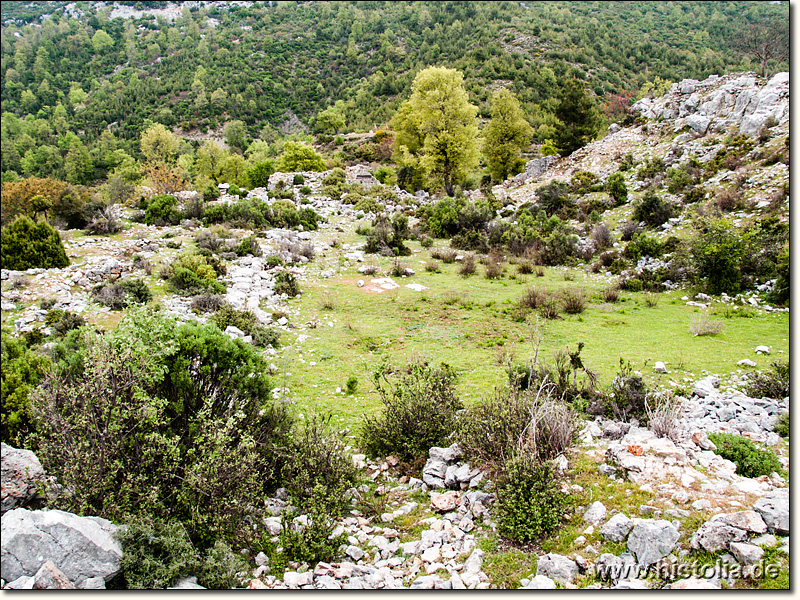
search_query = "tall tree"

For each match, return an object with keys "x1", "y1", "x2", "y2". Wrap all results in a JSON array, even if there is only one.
[
  {"x1": 554, "y1": 79, "x2": 599, "y2": 157},
  {"x1": 483, "y1": 89, "x2": 532, "y2": 182},
  {"x1": 391, "y1": 66, "x2": 479, "y2": 196},
  {"x1": 224, "y1": 120, "x2": 247, "y2": 154},
  {"x1": 733, "y1": 16, "x2": 789, "y2": 78},
  {"x1": 140, "y1": 123, "x2": 180, "y2": 166}
]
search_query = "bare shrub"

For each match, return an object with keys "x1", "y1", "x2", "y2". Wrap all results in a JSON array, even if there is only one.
[
  {"x1": 534, "y1": 266, "x2": 545, "y2": 277},
  {"x1": 390, "y1": 261, "x2": 412, "y2": 277},
  {"x1": 458, "y1": 382, "x2": 578, "y2": 469},
  {"x1": 519, "y1": 287, "x2": 547, "y2": 311},
  {"x1": 495, "y1": 345, "x2": 517, "y2": 367},
  {"x1": 598, "y1": 250, "x2": 617, "y2": 268},
  {"x1": 517, "y1": 260, "x2": 534, "y2": 275},
  {"x1": 195, "y1": 230, "x2": 224, "y2": 252},
  {"x1": 620, "y1": 220, "x2": 639, "y2": 241},
  {"x1": 85, "y1": 206, "x2": 123, "y2": 235},
  {"x1": 431, "y1": 248, "x2": 458, "y2": 263},
  {"x1": 715, "y1": 188, "x2": 743, "y2": 213},
  {"x1": 689, "y1": 313, "x2": 724, "y2": 336},
  {"x1": 645, "y1": 393, "x2": 682, "y2": 443},
  {"x1": 484, "y1": 260, "x2": 504, "y2": 279},
  {"x1": 425, "y1": 261, "x2": 441, "y2": 273},
  {"x1": 644, "y1": 292, "x2": 659, "y2": 308},
  {"x1": 538, "y1": 297, "x2": 560, "y2": 319},
  {"x1": 562, "y1": 271, "x2": 575, "y2": 281},
  {"x1": 9, "y1": 275, "x2": 27, "y2": 290},
  {"x1": 459, "y1": 254, "x2": 477, "y2": 277},
  {"x1": 591, "y1": 222, "x2": 614, "y2": 250},
  {"x1": 132, "y1": 254, "x2": 152, "y2": 275},
  {"x1": 359, "y1": 264, "x2": 379, "y2": 276},
  {"x1": 320, "y1": 291, "x2": 336, "y2": 311},
  {"x1": 560, "y1": 289, "x2": 586, "y2": 314},
  {"x1": 297, "y1": 242, "x2": 316, "y2": 260},
  {"x1": 191, "y1": 294, "x2": 226, "y2": 313},
  {"x1": 602, "y1": 286, "x2": 620, "y2": 303}
]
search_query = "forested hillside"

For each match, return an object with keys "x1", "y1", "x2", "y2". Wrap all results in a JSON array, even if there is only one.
[
  {"x1": 0, "y1": 1, "x2": 788, "y2": 186},
  {"x1": 0, "y1": 1, "x2": 791, "y2": 591}
]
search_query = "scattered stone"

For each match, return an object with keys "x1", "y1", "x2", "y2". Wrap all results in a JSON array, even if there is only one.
[
  {"x1": 431, "y1": 491, "x2": 459, "y2": 513},
  {"x1": 601, "y1": 513, "x2": 634, "y2": 542},
  {"x1": 729, "y1": 542, "x2": 764, "y2": 565},
  {"x1": 753, "y1": 490, "x2": 789, "y2": 535},
  {"x1": 626, "y1": 519, "x2": 680, "y2": 566},
  {"x1": 536, "y1": 553, "x2": 578, "y2": 584},
  {"x1": 168, "y1": 576, "x2": 206, "y2": 589},
  {"x1": 583, "y1": 501, "x2": 608, "y2": 525},
  {"x1": 750, "y1": 534, "x2": 778, "y2": 548},
  {"x1": 31, "y1": 560, "x2": 75, "y2": 590},
  {"x1": 712, "y1": 511, "x2": 768, "y2": 534},
  {"x1": 1, "y1": 508, "x2": 122, "y2": 588},
  {"x1": 668, "y1": 577, "x2": 721, "y2": 589},
  {"x1": 691, "y1": 520, "x2": 748, "y2": 553},
  {"x1": 522, "y1": 575, "x2": 556, "y2": 589},
  {"x1": 1, "y1": 443, "x2": 46, "y2": 513}
]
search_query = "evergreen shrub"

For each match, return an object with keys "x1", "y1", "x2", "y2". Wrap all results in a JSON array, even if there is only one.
[{"x1": 1, "y1": 216, "x2": 69, "y2": 270}]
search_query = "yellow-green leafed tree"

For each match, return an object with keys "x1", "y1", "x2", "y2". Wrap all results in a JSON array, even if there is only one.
[
  {"x1": 391, "y1": 66, "x2": 479, "y2": 196},
  {"x1": 140, "y1": 123, "x2": 180, "y2": 166},
  {"x1": 483, "y1": 89, "x2": 532, "y2": 183}
]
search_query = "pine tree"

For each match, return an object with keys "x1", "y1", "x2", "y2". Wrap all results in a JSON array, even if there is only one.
[{"x1": 554, "y1": 80, "x2": 599, "y2": 157}]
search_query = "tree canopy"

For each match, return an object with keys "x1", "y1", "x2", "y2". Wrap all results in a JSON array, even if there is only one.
[
  {"x1": 483, "y1": 89, "x2": 533, "y2": 183},
  {"x1": 392, "y1": 66, "x2": 479, "y2": 196}
]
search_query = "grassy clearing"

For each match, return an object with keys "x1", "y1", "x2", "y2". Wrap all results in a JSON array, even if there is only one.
[{"x1": 278, "y1": 231, "x2": 789, "y2": 431}]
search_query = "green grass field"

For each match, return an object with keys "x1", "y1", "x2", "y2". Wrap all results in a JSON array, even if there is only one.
[{"x1": 274, "y1": 233, "x2": 789, "y2": 432}]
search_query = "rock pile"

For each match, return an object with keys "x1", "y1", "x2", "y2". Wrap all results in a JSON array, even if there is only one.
[
  {"x1": 421, "y1": 443, "x2": 485, "y2": 490},
  {"x1": 632, "y1": 72, "x2": 789, "y2": 137}
]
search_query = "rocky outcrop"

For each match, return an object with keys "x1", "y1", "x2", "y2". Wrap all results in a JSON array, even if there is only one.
[
  {"x1": 632, "y1": 72, "x2": 789, "y2": 137},
  {"x1": 1, "y1": 508, "x2": 122, "y2": 589},
  {"x1": 1, "y1": 444, "x2": 45, "y2": 514}
]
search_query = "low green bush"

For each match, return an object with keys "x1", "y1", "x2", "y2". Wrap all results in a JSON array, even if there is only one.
[
  {"x1": 603, "y1": 358, "x2": 649, "y2": 421},
  {"x1": 633, "y1": 190, "x2": 675, "y2": 229},
  {"x1": 282, "y1": 414, "x2": 358, "y2": 512},
  {"x1": 361, "y1": 361, "x2": 462, "y2": 462},
  {"x1": 746, "y1": 360, "x2": 789, "y2": 399},
  {"x1": 45, "y1": 308, "x2": 87, "y2": 336},
  {"x1": 160, "y1": 252, "x2": 226, "y2": 296},
  {"x1": 210, "y1": 305, "x2": 281, "y2": 348},
  {"x1": 196, "y1": 540, "x2": 250, "y2": 590},
  {"x1": 117, "y1": 517, "x2": 199, "y2": 589},
  {"x1": 493, "y1": 455, "x2": 568, "y2": 542},
  {"x1": 32, "y1": 308, "x2": 294, "y2": 547},
  {"x1": 706, "y1": 432, "x2": 782, "y2": 478},
  {"x1": 623, "y1": 233, "x2": 664, "y2": 262},
  {"x1": 274, "y1": 485, "x2": 349, "y2": 568},
  {"x1": 1, "y1": 329, "x2": 50, "y2": 446},
  {"x1": 93, "y1": 278, "x2": 152, "y2": 310},
  {"x1": 774, "y1": 413, "x2": 789, "y2": 438},
  {"x1": 235, "y1": 235, "x2": 262, "y2": 257},
  {"x1": 1, "y1": 216, "x2": 69, "y2": 271},
  {"x1": 144, "y1": 194, "x2": 179, "y2": 226},
  {"x1": 274, "y1": 271, "x2": 300, "y2": 297}
]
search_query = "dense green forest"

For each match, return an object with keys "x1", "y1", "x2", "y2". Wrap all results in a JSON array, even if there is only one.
[{"x1": 0, "y1": 1, "x2": 788, "y2": 187}]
